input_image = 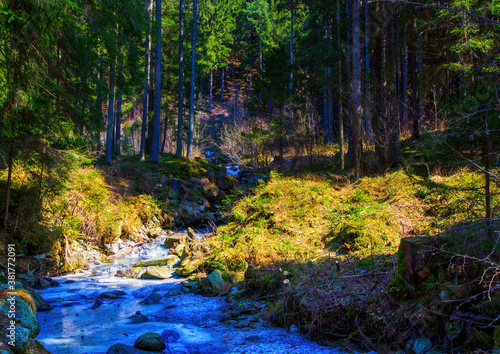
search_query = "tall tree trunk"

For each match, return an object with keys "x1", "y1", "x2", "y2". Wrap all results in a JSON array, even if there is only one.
[
  {"x1": 150, "y1": 0, "x2": 162, "y2": 162},
  {"x1": 140, "y1": 0, "x2": 153, "y2": 161},
  {"x1": 3, "y1": 139, "x2": 14, "y2": 229},
  {"x1": 209, "y1": 68, "x2": 213, "y2": 108},
  {"x1": 187, "y1": 0, "x2": 197, "y2": 159},
  {"x1": 259, "y1": 39, "x2": 263, "y2": 102},
  {"x1": 337, "y1": 0, "x2": 344, "y2": 170},
  {"x1": 220, "y1": 67, "x2": 225, "y2": 103},
  {"x1": 115, "y1": 89, "x2": 122, "y2": 156},
  {"x1": 351, "y1": 0, "x2": 363, "y2": 177},
  {"x1": 363, "y1": 0, "x2": 371, "y2": 140},
  {"x1": 105, "y1": 62, "x2": 115, "y2": 164},
  {"x1": 176, "y1": 0, "x2": 185, "y2": 158},
  {"x1": 289, "y1": 4, "x2": 294, "y2": 93}
]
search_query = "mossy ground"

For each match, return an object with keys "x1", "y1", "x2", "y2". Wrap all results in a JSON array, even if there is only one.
[{"x1": 206, "y1": 164, "x2": 500, "y2": 352}]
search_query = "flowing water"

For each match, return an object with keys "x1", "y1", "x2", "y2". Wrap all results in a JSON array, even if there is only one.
[{"x1": 36, "y1": 232, "x2": 354, "y2": 354}]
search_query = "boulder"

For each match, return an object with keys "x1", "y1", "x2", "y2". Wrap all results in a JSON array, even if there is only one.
[
  {"x1": 187, "y1": 227, "x2": 196, "y2": 240},
  {"x1": 0, "y1": 289, "x2": 41, "y2": 353},
  {"x1": 201, "y1": 270, "x2": 224, "y2": 297},
  {"x1": 133, "y1": 256, "x2": 180, "y2": 268},
  {"x1": 164, "y1": 235, "x2": 187, "y2": 249},
  {"x1": 171, "y1": 243, "x2": 187, "y2": 257},
  {"x1": 115, "y1": 267, "x2": 144, "y2": 279},
  {"x1": 141, "y1": 293, "x2": 162, "y2": 305},
  {"x1": 107, "y1": 343, "x2": 161, "y2": 354},
  {"x1": 134, "y1": 332, "x2": 166, "y2": 352},
  {"x1": 179, "y1": 259, "x2": 203, "y2": 277},
  {"x1": 97, "y1": 290, "x2": 126, "y2": 299},
  {"x1": 141, "y1": 267, "x2": 174, "y2": 280},
  {"x1": 128, "y1": 311, "x2": 149, "y2": 324},
  {"x1": 147, "y1": 227, "x2": 163, "y2": 239},
  {"x1": 27, "y1": 289, "x2": 52, "y2": 312}
]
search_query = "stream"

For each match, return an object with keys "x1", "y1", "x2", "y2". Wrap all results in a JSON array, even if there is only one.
[{"x1": 36, "y1": 231, "x2": 350, "y2": 354}]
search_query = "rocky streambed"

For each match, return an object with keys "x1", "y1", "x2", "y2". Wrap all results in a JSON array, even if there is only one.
[{"x1": 33, "y1": 230, "x2": 351, "y2": 354}]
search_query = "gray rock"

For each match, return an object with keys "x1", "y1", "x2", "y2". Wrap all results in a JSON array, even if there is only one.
[
  {"x1": 134, "y1": 332, "x2": 166, "y2": 351},
  {"x1": 27, "y1": 289, "x2": 53, "y2": 312},
  {"x1": 39, "y1": 278, "x2": 51, "y2": 288},
  {"x1": 201, "y1": 270, "x2": 224, "y2": 297},
  {"x1": 164, "y1": 235, "x2": 188, "y2": 249},
  {"x1": 0, "y1": 293, "x2": 40, "y2": 337},
  {"x1": 6, "y1": 326, "x2": 31, "y2": 354},
  {"x1": 141, "y1": 266, "x2": 174, "y2": 280},
  {"x1": 141, "y1": 292, "x2": 162, "y2": 305},
  {"x1": 133, "y1": 256, "x2": 180, "y2": 268},
  {"x1": 413, "y1": 337, "x2": 432, "y2": 354},
  {"x1": 161, "y1": 329, "x2": 181, "y2": 343},
  {"x1": 290, "y1": 324, "x2": 300, "y2": 334},
  {"x1": 187, "y1": 227, "x2": 196, "y2": 239},
  {"x1": 98, "y1": 290, "x2": 126, "y2": 299},
  {"x1": 107, "y1": 343, "x2": 160, "y2": 354},
  {"x1": 115, "y1": 267, "x2": 144, "y2": 279},
  {"x1": 245, "y1": 335, "x2": 263, "y2": 343},
  {"x1": 128, "y1": 311, "x2": 149, "y2": 324}
]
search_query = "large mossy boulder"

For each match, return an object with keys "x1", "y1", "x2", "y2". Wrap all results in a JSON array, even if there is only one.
[
  {"x1": 133, "y1": 255, "x2": 180, "y2": 268},
  {"x1": 163, "y1": 235, "x2": 187, "y2": 249},
  {"x1": 0, "y1": 289, "x2": 41, "y2": 354},
  {"x1": 201, "y1": 270, "x2": 224, "y2": 297},
  {"x1": 134, "y1": 332, "x2": 166, "y2": 352},
  {"x1": 141, "y1": 266, "x2": 174, "y2": 279},
  {"x1": 107, "y1": 343, "x2": 161, "y2": 354},
  {"x1": 115, "y1": 267, "x2": 144, "y2": 279}
]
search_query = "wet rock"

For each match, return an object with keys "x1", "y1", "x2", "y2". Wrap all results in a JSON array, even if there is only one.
[
  {"x1": 245, "y1": 335, "x2": 263, "y2": 343},
  {"x1": 115, "y1": 267, "x2": 144, "y2": 279},
  {"x1": 201, "y1": 270, "x2": 224, "y2": 297},
  {"x1": 64, "y1": 279, "x2": 76, "y2": 283},
  {"x1": 179, "y1": 259, "x2": 203, "y2": 277},
  {"x1": 164, "y1": 289, "x2": 182, "y2": 297},
  {"x1": 147, "y1": 227, "x2": 163, "y2": 239},
  {"x1": 128, "y1": 311, "x2": 149, "y2": 324},
  {"x1": 413, "y1": 337, "x2": 432, "y2": 354},
  {"x1": 134, "y1": 332, "x2": 166, "y2": 352},
  {"x1": 50, "y1": 280, "x2": 61, "y2": 287},
  {"x1": 98, "y1": 290, "x2": 126, "y2": 299},
  {"x1": 91, "y1": 298, "x2": 103, "y2": 309},
  {"x1": 141, "y1": 292, "x2": 162, "y2": 305},
  {"x1": 107, "y1": 343, "x2": 160, "y2": 354},
  {"x1": 0, "y1": 289, "x2": 40, "y2": 353},
  {"x1": 133, "y1": 255, "x2": 180, "y2": 268},
  {"x1": 161, "y1": 329, "x2": 181, "y2": 343},
  {"x1": 38, "y1": 278, "x2": 51, "y2": 288},
  {"x1": 230, "y1": 301, "x2": 259, "y2": 318},
  {"x1": 10, "y1": 326, "x2": 31, "y2": 353},
  {"x1": 141, "y1": 266, "x2": 174, "y2": 280},
  {"x1": 164, "y1": 235, "x2": 187, "y2": 249},
  {"x1": 289, "y1": 324, "x2": 300, "y2": 334},
  {"x1": 171, "y1": 243, "x2": 187, "y2": 257},
  {"x1": 27, "y1": 288, "x2": 53, "y2": 312},
  {"x1": 187, "y1": 227, "x2": 196, "y2": 239}
]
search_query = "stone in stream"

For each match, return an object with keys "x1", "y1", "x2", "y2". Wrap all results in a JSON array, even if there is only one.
[
  {"x1": 115, "y1": 267, "x2": 144, "y2": 279},
  {"x1": 161, "y1": 329, "x2": 181, "y2": 343},
  {"x1": 27, "y1": 288, "x2": 53, "y2": 312},
  {"x1": 141, "y1": 266, "x2": 174, "y2": 279},
  {"x1": 201, "y1": 270, "x2": 224, "y2": 297},
  {"x1": 187, "y1": 227, "x2": 196, "y2": 239},
  {"x1": 141, "y1": 292, "x2": 162, "y2": 305},
  {"x1": 129, "y1": 311, "x2": 149, "y2": 324},
  {"x1": 97, "y1": 290, "x2": 126, "y2": 299},
  {"x1": 134, "y1": 332, "x2": 166, "y2": 351},
  {"x1": 176, "y1": 259, "x2": 203, "y2": 277},
  {"x1": 163, "y1": 234, "x2": 187, "y2": 249},
  {"x1": 107, "y1": 343, "x2": 162, "y2": 354},
  {"x1": 91, "y1": 298, "x2": 103, "y2": 309},
  {"x1": 133, "y1": 255, "x2": 180, "y2": 268}
]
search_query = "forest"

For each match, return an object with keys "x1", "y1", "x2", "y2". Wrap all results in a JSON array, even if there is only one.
[{"x1": 1, "y1": 0, "x2": 500, "y2": 353}]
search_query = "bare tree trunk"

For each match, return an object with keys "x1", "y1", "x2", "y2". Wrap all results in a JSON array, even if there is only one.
[
  {"x1": 3, "y1": 139, "x2": 14, "y2": 229},
  {"x1": 115, "y1": 90, "x2": 122, "y2": 156},
  {"x1": 150, "y1": 0, "x2": 162, "y2": 162},
  {"x1": 140, "y1": 0, "x2": 153, "y2": 161},
  {"x1": 187, "y1": 0, "x2": 197, "y2": 159},
  {"x1": 337, "y1": 0, "x2": 344, "y2": 170},
  {"x1": 209, "y1": 68, "x2": 213, "y2": 108},
  {"x1": 351, "y1": 0, "x2": 363, "y2": 177},
  {"x1": 220, "y1": 67, "x2": 225, "y2": 103},
  {"x1": 105, "y1": 62, "x2": 115, "y2": 164},
  {"x1": 176, "y1": 0, "x2": 185, "y2": 158}
]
